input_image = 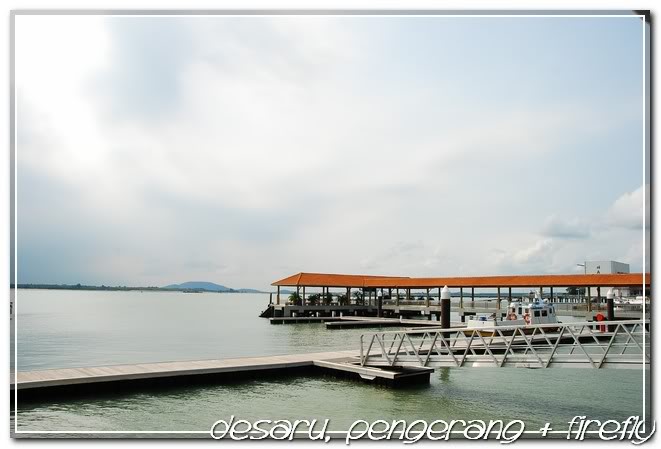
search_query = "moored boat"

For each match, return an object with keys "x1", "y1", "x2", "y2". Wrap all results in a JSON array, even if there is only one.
[{"x1": 465, "y1": 290, "x2": 560, "y2": 336}]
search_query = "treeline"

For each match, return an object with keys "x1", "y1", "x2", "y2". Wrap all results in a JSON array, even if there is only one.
[
  {"x1": 13, "y1": 283, "x2": 162, "y2": 291},
  {"x1": 12, "y1": 284, "x2": 266, "y2": 293}
]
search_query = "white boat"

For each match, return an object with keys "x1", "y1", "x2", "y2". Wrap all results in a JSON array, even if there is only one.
[{"x1": 466, "y1": 290, "x2": 559, "y2": 335}]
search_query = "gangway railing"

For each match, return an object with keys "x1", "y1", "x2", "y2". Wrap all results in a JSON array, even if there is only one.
[{"x1": 359, "y1": 320, "x2": 649, "y2": 369}]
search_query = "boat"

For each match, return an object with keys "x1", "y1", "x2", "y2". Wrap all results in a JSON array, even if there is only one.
[{"x1": 465, "y1": 290, "x2": 560, "y2": 336}]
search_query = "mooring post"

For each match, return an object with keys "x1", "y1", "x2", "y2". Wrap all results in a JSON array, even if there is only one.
[
  {"x1": 441, "y1": 285, "x2": 451, "y2": 331},
  {"x1": 269, "y1": 292, "x2": 273, "y2": 305},
  {"x1": 606, "y1": 288, "x2": 615, "y2": 331},
  {"x1": 378, "y1": 288, "x2": 383, "y2": 317}
]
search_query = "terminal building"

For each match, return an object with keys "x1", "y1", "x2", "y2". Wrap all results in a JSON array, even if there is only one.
[
  {"x1": 584, "y1": 261, "x2": 630, "y2": 275},
  {"x1": 583, "y1": 261, "x2": 631, "y2": 298}
]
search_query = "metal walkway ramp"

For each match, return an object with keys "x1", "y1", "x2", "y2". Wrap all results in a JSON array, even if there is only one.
[{"x1": 359, "y1": 320, "x2": 649, "y2": 369}]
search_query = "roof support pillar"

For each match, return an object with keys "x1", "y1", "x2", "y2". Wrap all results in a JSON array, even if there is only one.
[
  {"x1": 587, "y1": 286, "x2": 592, "y2": 312},
  {"x1": 460, "y1": 287, "x2": 463, "y2": 308},
  {"x1": 277, "y1": 286, "x2": 280, "y2": 305},
  {"x1": 497, "y1": 287, "x2": 501, "y2": 310},
  {"x1": 425, "y1": 288, "x2": 430, "y2": 307}
]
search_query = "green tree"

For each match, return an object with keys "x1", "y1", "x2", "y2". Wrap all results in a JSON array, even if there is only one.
[{"x1": 288, "y1": 292, "x2": 302, "y2": 306}]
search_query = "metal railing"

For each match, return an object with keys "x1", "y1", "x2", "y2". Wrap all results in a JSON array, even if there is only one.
[{"x1": 359, "y1": 320, "x2": 649, "y2": 369}]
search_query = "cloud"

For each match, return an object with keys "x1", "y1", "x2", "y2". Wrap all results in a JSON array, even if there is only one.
[
  {"x1": 492, "y1": 239, "x2": 558, "y2": 274},
  {"x1": 541, "y1": 215, "x2": 590, "y2": 239},
  {"x1": 14, "y1": 16, "x2": 646, "y2": 288},
  {"x1": 606, "y1": 184, "x2": 649, "y2": 230}
]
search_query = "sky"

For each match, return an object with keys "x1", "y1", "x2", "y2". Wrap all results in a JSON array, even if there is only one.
[{"x1": 13, "y1": 14, "x2": 649, "y2": 290}]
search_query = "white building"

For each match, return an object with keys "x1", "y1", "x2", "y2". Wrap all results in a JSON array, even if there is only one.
[
  {"x1": 583, "y1": 260, "x2": 630, "y2": 298},
  {"x1": 584, "y1": 260, "x2": 630, "y2": 275}
]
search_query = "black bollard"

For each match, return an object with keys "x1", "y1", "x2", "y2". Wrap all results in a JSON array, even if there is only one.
[
  {"x1": 441, "y1": 285, "x2": 451, "y2": 330},
  {"x1": 606, "y1": 288, "x2": 615, "y2": 332}
]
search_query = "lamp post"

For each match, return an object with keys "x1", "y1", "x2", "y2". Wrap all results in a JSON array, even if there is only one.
[{"x1": 576, "y1": 262, "x2": 586, "y2": 302}]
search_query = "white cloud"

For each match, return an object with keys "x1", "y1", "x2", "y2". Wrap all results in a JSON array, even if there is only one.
[
  {"x1": 492, "y1": 238, "x2": 558, "y2": 274},
  {"x1": 541, "y1": 215, "x2": 590, "y2": 239},
  {"x1": 606, "y1": 184, "x2": 649, "y2": 230}
]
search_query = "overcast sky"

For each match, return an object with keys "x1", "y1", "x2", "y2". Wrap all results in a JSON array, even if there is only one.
[{"x1": 14, "y1": 14, "x2": 649, "y2": 290}]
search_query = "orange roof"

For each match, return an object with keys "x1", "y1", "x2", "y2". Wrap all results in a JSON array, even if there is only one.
[
  {"x1": 272, "y1": 272, "x2": 409, "y2": 288},
  {"x1": 272, "y1": 272, "x2": 650, "y2": 288}
]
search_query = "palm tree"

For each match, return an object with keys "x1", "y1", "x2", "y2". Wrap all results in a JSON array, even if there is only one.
[{"x1": 288, "y1": 292, "x2": 302, "y2": 306}]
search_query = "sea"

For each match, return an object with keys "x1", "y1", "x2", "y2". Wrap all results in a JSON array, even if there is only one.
[{"x1": 9, "y1": 289, "x2": 651, "y2": 437}]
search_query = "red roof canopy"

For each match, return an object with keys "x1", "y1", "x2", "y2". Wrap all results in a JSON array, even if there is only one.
[{"x1": 272, "y1": 272, "x2": 650, "y2": 288}]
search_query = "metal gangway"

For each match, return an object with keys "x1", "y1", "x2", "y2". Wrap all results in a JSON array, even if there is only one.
[{"x1": 359, "y1": 320, "x2": 649, "y2": 369}]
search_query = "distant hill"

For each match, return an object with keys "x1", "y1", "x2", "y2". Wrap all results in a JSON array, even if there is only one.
[
  {"x1": 163, "y1": 281, "x2": 232, "y2": 292},
  {"x1": 163, "y1": 282, "x2": 267, "y2": 293}
]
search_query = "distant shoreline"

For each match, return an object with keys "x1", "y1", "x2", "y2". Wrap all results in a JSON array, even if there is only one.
[{"x1": 11, "y1": 284, "x2": 269, "y2": 294}]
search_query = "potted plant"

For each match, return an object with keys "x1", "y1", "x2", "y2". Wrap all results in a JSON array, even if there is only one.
[
  {"x1": 288, "y1": 292, "x2": 302, "y2": 306},
  {"x1": 308, "y1": 293, "x2": 320, "y2": 306}
]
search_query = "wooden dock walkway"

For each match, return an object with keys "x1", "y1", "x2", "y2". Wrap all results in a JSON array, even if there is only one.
[{"x1": 11, "y1": 350, "x2": 433, "y2": 398}]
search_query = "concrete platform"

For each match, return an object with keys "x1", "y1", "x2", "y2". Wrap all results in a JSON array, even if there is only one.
[
  {"x1": 325, "y1": 317, "x2": 441, "y2": 329},
  {"x1": 11, "y1": 350, "x2": 433, "y2": 401},
  {"x1": 269, "y1": 316, "x2": 342, "y2": 324}
]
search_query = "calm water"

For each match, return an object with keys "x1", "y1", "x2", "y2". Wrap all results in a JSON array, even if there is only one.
[{"x1": 10, "y1": 290, "x2": 650, "y2": 436}]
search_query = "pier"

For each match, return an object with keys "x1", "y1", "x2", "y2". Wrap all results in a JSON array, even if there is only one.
[
  {"x1": 269, "y1": 315, "x2": 463, "y2": 328},
  {"x1": 11, "y1": 318, "x2": 649, "y2": 403},
  {"x1": 265, "y1": 272, "x2": 650, "y2": 323},
  {"x1": 11, "y1": 350, "x2": 433, "y2": 400}
]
